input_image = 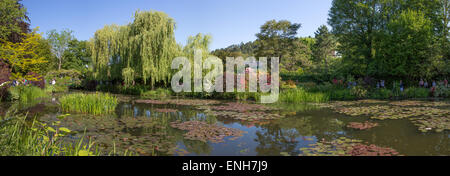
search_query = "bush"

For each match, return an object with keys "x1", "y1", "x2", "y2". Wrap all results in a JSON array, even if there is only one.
[
  {"x1": 403, "y1": 87, "x2": 429, "y2": 98},
  {"x1": 59, "y1": 93, "x2": 118, "y2": 115},
  {"x1": 432, "y1": 85, "x2": 449, "y2": 98},
  {"x1": 280, "y1": 88, "x2": 329, "y2": 103},
  {"x1": 141, "y1": 88, "x2": 172, "y2": 100},
  {"x1": 327, "y1": 89, "x2": 355, "y2": 100},
  {"x1": 350, "y1": 86, "x2": 368, "y2": 99},
  {"x1": 369, "y1": 88, "x2": 392, "y2": 99},
  {"x1": 8, "y1": 85, "x2": 47, "y2": 104}
]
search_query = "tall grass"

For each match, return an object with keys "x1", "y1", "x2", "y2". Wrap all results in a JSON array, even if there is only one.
[
  {"x1": 59, "y1": 92, "x2": 118, "y2": 115},
  {"x1": 0, "y1": 116, "x2": 98, "y2": 156},
  {"x1": 280, "y1": 88, "x2": 329, "y2": 103},
  {"x1": 8, "y1": 85, "x2": 47, "y2": 104}
]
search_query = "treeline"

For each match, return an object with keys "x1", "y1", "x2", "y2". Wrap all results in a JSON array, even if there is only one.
[
  {"x1": 214, "y1": 0, "x2": 449, "y2": 85},
  {"x1": 1, "y1": 0, "x2": 449, "y2": 96}
]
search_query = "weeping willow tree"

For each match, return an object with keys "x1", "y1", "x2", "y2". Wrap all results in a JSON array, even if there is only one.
[{"x1": 90, "y1": 11, "x2": 180, "y2": 88}]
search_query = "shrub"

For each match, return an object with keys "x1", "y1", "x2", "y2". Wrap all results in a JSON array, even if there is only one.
[
  {"x1": 370, "y1": 88, "x2": 392, "y2": 99},
  {"x1": 8, "y1": 85, "x2": 47, "y2": 104},
  {"x1": 350, "y1": 86, "x2": 368, "y2": 99},
  {"x1": 432, "y1": 85, "x2": 449, "y2": 98},
  {"x1": 59, "y1": 92, "x2": 118, "y2": 115},
  {"x1": 327, "y1": 89, "x2": 355, "y2": 100},
  {"x1": 403, "y1": 87, "x2": 429, "y2": 98}
]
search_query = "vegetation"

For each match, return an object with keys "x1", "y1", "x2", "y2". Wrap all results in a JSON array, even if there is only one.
[
  {"x1": 279, "y1": 88, "x2": 329, "y2": 103},
  {"x1": 141, "y1": 88, "x2": 172, "y2": 100},
  {"x1": 0, "y1": 115, "x2": 98, "y2": 156},
  {"x1": 90, "y1": 11, "x2": 180, "y2": 88},
  {"x1": 8, "y1": 85, "x2": 46, "y2": 104},
  {"x1": 59, "y1": 93, "x2": 118, "y2": 115}
]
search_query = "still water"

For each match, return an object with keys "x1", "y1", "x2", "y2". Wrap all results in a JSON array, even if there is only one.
[{"x1": 4, "y1": 95, "x2": 450, "y2": 156}]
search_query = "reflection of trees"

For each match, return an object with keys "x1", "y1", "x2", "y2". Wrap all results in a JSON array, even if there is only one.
[
  {"x1": 254, "y1": 126, "x2": 300, "y2": 156},
  {"x1": 182, "y1": 139, "x2": 212, "y2": 155},
  {"x1": 253, "y1": 114, "x2": 346, "y2": 156}
]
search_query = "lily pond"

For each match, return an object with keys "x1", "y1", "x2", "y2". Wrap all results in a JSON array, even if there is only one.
[{"x1": 2, "y1": 93, "x2": 449, "y2": 156}]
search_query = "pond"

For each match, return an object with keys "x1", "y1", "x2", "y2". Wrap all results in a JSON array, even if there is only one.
[{"x1": 2, "y1": 93, "x2": 449, "y2": 156}]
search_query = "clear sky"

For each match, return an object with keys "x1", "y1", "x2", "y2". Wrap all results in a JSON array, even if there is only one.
[{"x1": 22, "y1": 0, "x2": 333, "y2": 50}]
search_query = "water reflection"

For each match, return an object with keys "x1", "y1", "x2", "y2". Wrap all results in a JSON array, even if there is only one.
[{"x1": 2, "y1": 99, "x2": 449, "y2": 156}]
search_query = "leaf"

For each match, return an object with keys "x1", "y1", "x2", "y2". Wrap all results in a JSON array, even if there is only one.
[
  {"x1": 78, "y1": 150, "x2": 91, "y2": 156},
  {"x1": 47, "y1": 127, "x2": 56, "y2": 132},
  {"x1": 59, "y1": 127, "x2": 71, "y2": 133}
]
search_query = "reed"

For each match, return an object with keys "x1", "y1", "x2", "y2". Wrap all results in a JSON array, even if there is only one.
[
  {"x1": 59, "y1": 92, "x2": 118, "y2": 115},
  {"x1": 0, "y1": 116, "x2": 99, "y2": 156}
]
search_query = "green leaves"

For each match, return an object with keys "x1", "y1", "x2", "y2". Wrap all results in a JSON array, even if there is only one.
[{"x1": 91, "y1": 11, "x2": 179, "y2": 88}]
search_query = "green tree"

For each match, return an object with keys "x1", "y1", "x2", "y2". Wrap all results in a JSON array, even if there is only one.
[
  {"x1": 0, "y1": 0, "x2": 30, "y2": 43},
  {"x1": 255, "y1": 20, "x2": 307, "y2": 72},
  {"x1": 46, "y1": 29, "x2": 75, "y2": 71},
  {"x1": 90, "y1": 11, "x2": 180, "y2": 88},
  {"x1": 312, "y1": 25, "x2": 336, "y2": 74},
  {"x1": 374, "y1": 10, "x2": 436, "y2": 80},
  {"x1": 62, "y1": 40, "x2": 90, "y2": 74}
]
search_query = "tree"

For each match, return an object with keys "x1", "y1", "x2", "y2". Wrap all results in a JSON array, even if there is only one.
[
  {"x1": 62, "y1": 40, "x2": 91, "y2": 73},
  {"x1": 0, "y1": 29, "x2": 48, "y2": 81},
  {"x1": 0, "y1": 0, "x2": 30, "y2": 43},
  {"x1": 47, "y1": 29, "x2": 74, "y2": 70},
  {"x1": 328, "y1": 0, "x2": 445, "y2": 80},
  {"x1": 255, "y1": 20, "x2": 304, "y2": 72},
  {"x1": 312, "y1": 25, "x2": 336, "y2": 74},
  {"x1": 374, "y1": 10, "x2": 436, "y2": 80},
  {"x1": 90, "y1": 11, "x2": 180, "y2": 88}
]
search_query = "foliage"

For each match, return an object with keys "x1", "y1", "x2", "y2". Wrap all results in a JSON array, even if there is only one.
[
  {"x1": 46, "y1": 29, "x2": 75, "y2": 70},
  {"x1": 369, "y1": 88, "x2": 392, "y2": 99},
  {"x1": 255, "y1": 20, "x2": 311, "y2": 72},
  {"x1": 312, "y1": 25, "x2": 337, "y2": 75},
  {"x1": 350, "y1": 86, "x2": 368, "y2": 99},
  {"x1": 403, "y1": 87, "x2": 429, "y2": 98},
  {"x1": 8, "y1": 85, "x2": 46, "y2": 104},
  {"x1": 59, "y1": 93, "x2": 118, "y2": 115},
  {"x1": 328, "y1": 0, "x2": 447, "y2": 80},
  {"x1": 279, "y1": 88, "x2": 329, "y2": 103},
  {"x1": 61, "y1": 39, "x2": 91, "y2": 73},
  {"x1": 90, "y1": 11, "x2": 180, "y2": 88},
  {"x1": 0, "y1": 0, "x2": 30, "y2": 43},
  {"x1": 0, "y1": 29, "x2": 48, "y2": 81},
  {"x1": 0, "y1": 115, "x2": 98, "y2": 156},
  {"x1": 141, "y1": 88, "x2": 172, "y2": 100},
  {"x1": 0, "y1": 61, "x2": 11, "y2": 101}
]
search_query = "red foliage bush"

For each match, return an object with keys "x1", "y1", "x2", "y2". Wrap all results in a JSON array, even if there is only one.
[{"x1": 0, "y1": 60, "x2": 11, "y2": 100}]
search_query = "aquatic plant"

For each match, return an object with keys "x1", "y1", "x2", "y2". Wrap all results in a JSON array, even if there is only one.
[
  {"x1": 59, "y1": 92, "x2": 118, "y2": 115},
  {"x1": 0, "y1": 115, "x2": 98, "y2": 156},
  {"x1": 197, "y1": 102, "x2": 284, "y2": 121},
  {"x1": 346, "y1": 121, "x2": 379, "y2": 130},
  {"x1": 299, "y1": 137, "x2": 400, "y2": 156},
  {"x1": 170, "y1": 120, "x2": 246, "y2": 143}
]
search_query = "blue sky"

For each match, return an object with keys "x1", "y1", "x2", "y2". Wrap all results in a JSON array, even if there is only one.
[{"x1": 22, "y1": 0, "x2": 332, "y2": 50}]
